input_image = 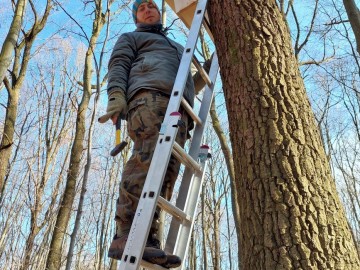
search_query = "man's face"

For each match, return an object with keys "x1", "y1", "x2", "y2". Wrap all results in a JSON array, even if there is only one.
[{"x1": 136, "y1": 2, "x2": 160, "y2": 24}]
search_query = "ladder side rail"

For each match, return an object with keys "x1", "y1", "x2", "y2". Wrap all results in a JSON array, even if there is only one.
[
  {"x1": 118, "y1": 114, "x2": 181, "y2": 270},
  {"x1": 162, "y1": 0, "x2": 208, "y2": 124},
  {"x1": 165, "y1": 53, "x2": 219, "y2": 254},
  {"x1": 174, "y1": 149, "x2": 210, "y2": 269},
  {"x1": 118, "y1": 1, "x2": 211, "y2": 268}
]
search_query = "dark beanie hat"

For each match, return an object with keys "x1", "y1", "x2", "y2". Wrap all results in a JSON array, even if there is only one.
[{"x1": 132, "y1": 0, "x2": 160, "y2": 24}]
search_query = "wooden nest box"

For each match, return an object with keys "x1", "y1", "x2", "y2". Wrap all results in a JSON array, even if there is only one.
[{"x1": 165, "y1": 0, "x2": 198, "y2": 29}]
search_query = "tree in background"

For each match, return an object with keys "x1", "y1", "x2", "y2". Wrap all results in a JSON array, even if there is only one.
[
  {"x1": 45, "y1": 0, "x2": 114, "y2": 268},
  {"x1": 0, "y1": 0, "x2": 52, "y2": 200},
  {"x1": 343, "y1": 0, "x2": 360, "y2": 55},
  {"x1": 0, "y1": 0, "x2": 27, "y2": 84},
  {"x1": 1, "y1": 0, "x2": 360, "y2": 269},
  {"x1": 208, "y1": 0, "x2": 360, "y2": 269}
]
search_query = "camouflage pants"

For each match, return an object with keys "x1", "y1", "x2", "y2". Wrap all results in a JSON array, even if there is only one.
[{"x1": 115, "y1": 91, "x2": 189, "y2": 238}]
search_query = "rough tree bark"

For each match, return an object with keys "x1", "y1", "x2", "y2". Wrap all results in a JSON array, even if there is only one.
[
  {"x1": 343, "y1": 0, "x2": 360, "y2": 55},
  {"x1": 208, "y1": 1, "x2": 360, "y2": 269}
]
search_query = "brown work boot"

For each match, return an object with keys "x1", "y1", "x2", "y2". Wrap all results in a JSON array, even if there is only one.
[
  {"x1": 142, "y1": 237, "x2": 167, "y2": 264},
  {"x1": 161, "y1": 253, "x2": 182, "y2": 268},
  {"x1": 146, "y1": 234, "x2": 181, "y2": 268},
  {"x1": 108, "y1": 234, "x2": 127, "y2": 260},
  {"x1": 108, "y1": 234, "x2": 167, "y2": 265}
]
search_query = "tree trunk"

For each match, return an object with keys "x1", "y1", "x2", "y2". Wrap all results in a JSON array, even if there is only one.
[
  {"x1": 20, "y1": 70, "x2": 70, "y2": 270},
  {"x1": 208, "y1": 1, "x2": 360, "y2": 269},
  {"x1": 201, "y1": 183, "x2": 208, "y2": 269},
  {"x1": 45, "y1": 3, "x2": 105, "y2": 268},
  {"x1": 45, "y1": 70, "x2": 90, "y2": 270},
  {"x1": 21, "y1": 223, "x2": 40, "y2": 270},
  {"x1": 208, "y1": 168, "x2": 221, "y2": 270},
  {"x1": 210, "y1": 98, "x2": 241, "y2": 266},
  {"x1": 188, "y1": 233, "x2": 197, "y2": 270},
  {"x1": 213, "y1": 199, "x2": 221, "y2": 270},
  {"x1": 0, "y1": 0, "x2": 52, "y2": 200},
  {"x1": 343, "y1": 0, "x2": 360, "y2": 55},
  {"x1": 224, "y1": 182, "x2": 234, "y2": 270},
  {"x1": 0, "y1": 84, "x2": 20, "y2": 194},
  {"x1": 0, "y1": 0, "x2": 27, "y2": 85}
]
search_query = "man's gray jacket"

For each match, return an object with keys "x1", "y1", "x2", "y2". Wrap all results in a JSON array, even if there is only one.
[{"x1": 107, "y1": 24, "x2": 195, "y2": 106}]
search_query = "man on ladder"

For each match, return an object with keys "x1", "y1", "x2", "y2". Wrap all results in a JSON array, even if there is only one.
[{"x1": 98, "y1": 0, "x2": 207, "y2": 268}]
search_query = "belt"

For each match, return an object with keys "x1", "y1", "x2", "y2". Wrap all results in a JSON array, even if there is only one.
[{"x1": 129, "y1": 89, "x2": 170, "y2": 102}]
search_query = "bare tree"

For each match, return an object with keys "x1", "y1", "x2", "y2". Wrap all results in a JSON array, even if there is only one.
[
  {"x1": 19, "y1": 60, "x2": 75, "y2": 270},
  {"x1": 0, "y1": 0, "x2": 27, "y2": 85},
  {"x1": 0, "y1": 33, "x2": 80, "y2": 266},
  {"x1": 1, "y1": 0, "x2": 360, "y2": 269},
  {"x1": 343, "y1": 0, "x2": 360, "y2": 55},
  {"x1": 188, "y1": 233, "x2": 197, "y2": 270},
  {"x1": 92, "y1": 156, "x2": 124, "y2": 269},
  {"x1": 64, "y1": 1, "x2": 115, "y2": 269},
  {"x1": 0, "y1": 0, "x2": 53, "y2": 199},
  {"x1": 200, "y1": 179, "x2": 209, "y2": 270},
  {"x1": 208, "y1": 0, "x2": 360, "y2": 268},
  {"x1": 207, "y1": 156, "x2": 223, "y2": 270},
  {"x1": 45, "y1": 0, "x2": 113, "y2": 268}
]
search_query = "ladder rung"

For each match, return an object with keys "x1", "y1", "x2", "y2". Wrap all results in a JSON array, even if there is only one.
[
  {"x1": 141, "y1": 260, "x2": 169, "y2": 270},
  {"x1": 181, "y1": 97, "x2": 202, "y2": 126},
  {"x1": 158, "y1": 196, "x2": 192, "y2": 223},
  {"x1": 172, "y1": 142, "x2": 202, "y2": 173},
  {"x1": 192, "y1": 56, "x2": 212, "y2": 87}
]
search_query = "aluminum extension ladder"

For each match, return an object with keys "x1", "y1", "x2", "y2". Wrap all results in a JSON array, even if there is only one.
[{"x1": 118, "y1": 0, "x2": 219, "y2": 269}]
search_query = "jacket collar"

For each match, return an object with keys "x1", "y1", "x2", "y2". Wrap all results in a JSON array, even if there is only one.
[{"x1": 135, "y1": 23, "x2": 167, "y2": 35}]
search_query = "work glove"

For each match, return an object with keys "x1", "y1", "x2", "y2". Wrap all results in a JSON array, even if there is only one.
[{"x1": 98, "y1": 89, "x2": 128, "y2": 123}]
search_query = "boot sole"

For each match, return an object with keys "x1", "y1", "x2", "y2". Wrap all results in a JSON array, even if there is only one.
[
  {"x1": 161, "y1": 262, "x2": 182, "y2": 268},
  {"x1": 108, "y1": 248, "x2": 167, "y2": 265},
  {"x1": 160, "y1": 254, "x2": 182, "y2": 269},
  {"x1": 143, "y1": 247, "x2": 167, "y2": 264},
  {"x1": 108, "y1": 248, "x2": 123, "y2": 260}
]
